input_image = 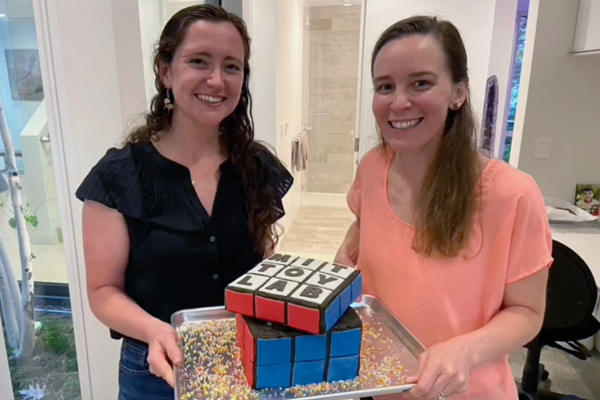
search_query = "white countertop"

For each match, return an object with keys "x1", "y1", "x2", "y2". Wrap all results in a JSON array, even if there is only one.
[{"x1": 550, "y1": 223, "x2": 600, "y2": 286}]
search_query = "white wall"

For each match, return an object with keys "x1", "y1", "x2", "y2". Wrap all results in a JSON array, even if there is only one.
[
  {"x1": 247, "y1": 0, "x2": 277, "y2": 147},
  {"x1": 138, "y1": 0, "x2": 163, "y2": 105},
  {"x1": 111, "y1": 1, "x2": 148, "y2": 131},
  {"x1": 275, "y1": 0, "x2": 303, "y2": 240},
  {"x1": 487, "y1": 0, "x2": 520, "y2": 158},
  {"x1": 243, "y1": 0, "x2": 302, "y2": 241},
  {"x1": 357, "y1": 0, "x2": 497, "y2": 158},
  {"x1": 511, "y1": 0, "x2": 600, "y2": 201}
]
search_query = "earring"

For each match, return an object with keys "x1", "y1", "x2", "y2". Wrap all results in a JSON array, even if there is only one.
[
  {"x1": 451, "y1": 103, "x2": 459, "y2": 110},
  {"x1": 164, "y1": 89, "x2": 174, "y2": 111}
]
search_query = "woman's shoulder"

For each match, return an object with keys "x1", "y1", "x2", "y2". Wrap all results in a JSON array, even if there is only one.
[
  {"x1": 482, "y1": 158, "x2": 545, "y2": 207},
  {"x1": 89, "y1": 143, "x2": 136, "y2": 173},
  {"x1": 248, "y1": 142, "x2": 294, "y2": 197},
  {"x1": 75, "y1": 142, "x2": 146, "y2": 218},
  {"x1": 357, "y1": 145, "x2": 392, "y2": 172}
]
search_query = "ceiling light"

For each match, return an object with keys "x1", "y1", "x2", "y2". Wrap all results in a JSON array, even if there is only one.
[{"x1": 0, "y1": 14, "x2": 6, "y2": 18}]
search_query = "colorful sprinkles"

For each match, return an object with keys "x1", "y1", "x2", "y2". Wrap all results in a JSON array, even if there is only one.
[{"x1": 176, "y1": 307, "x2": 410, "y2": 400}]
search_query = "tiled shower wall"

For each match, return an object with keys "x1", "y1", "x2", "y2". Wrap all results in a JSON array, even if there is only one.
[{"x1": 307, "y1": 6, "x2": 361, "y2": 194}]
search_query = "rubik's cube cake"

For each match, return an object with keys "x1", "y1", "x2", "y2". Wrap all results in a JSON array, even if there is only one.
[
  {"x1": 236, "y1": 308, "x2": 362, "y2": 389},
  {"x1": 225, "y1": 254, "x2": 364, "y2": 389},
  {"x1": 225, "y1": 254, "x2": 363, "y2": 334}
]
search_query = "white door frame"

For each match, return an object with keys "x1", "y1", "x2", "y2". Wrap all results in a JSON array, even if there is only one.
[
  {"x1": 32, "y1": 1, "x2": 94, "y2": 399},
  {"x1": 353, "y1": 0, "x2": 367, "y2": 174}
]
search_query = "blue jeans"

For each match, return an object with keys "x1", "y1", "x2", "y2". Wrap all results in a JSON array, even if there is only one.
[{"x1": 118, "y1": 339, "x2": 174, "y2": 400}]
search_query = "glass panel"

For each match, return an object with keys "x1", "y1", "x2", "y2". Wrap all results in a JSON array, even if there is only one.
[
  {"x1": 502, "y1": 14, "x2": 528, "y2": 162},
  {"x1": 303, "y1": 2, "x2": 361, "y2": 194},
  {"x1": 0, "y1": 0, "x2": 81, "y2": 399}
]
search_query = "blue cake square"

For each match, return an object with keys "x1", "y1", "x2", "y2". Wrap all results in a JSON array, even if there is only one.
[
  {"x1": 292, "y1": 360, "x2": 326, "y2": 386},
  {"x1": 257, "y1": 337, "x2": 292, "y2": 365},
  {"x1": 239, "y1": 306, "x2": 363, "y2": 389},
  {"x1": 295, "y1": 334, "x2": 327, "y2": 361},
  {"x1": 351, "y1": 274, "x2": 363, "y2": 302},
  {"x1": 327, "y1": 355, "x2": 360, "y2": 382},
  {"x1": 256, "y1": 363, "x2": 292, "y2": 389},
  {"x1": 330, "y1": 327, "x2": 362, "y2": 357},
  {"x1": 339, "y1": 285, "x2": 353, "y2": 315},
  {"x1": 324, "y1": 296, "x2": 341, "y2": 331}
]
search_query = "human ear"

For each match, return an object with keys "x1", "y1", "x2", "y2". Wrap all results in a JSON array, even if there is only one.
[
  {"x1": 450, "y1": 80, "x2": 468, "y2": 110},
  {"x1": 159, "y1": 60, "x2": 172, "y2": 89}
]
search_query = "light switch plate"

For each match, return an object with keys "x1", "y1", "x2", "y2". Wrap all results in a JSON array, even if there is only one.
[{"x1": 534, "y1": 136, "x2": 553, "y2": 159}]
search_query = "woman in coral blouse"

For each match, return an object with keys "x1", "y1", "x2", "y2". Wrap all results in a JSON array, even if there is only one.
[{"x1": 335, "y1": 16, "x2": 552, "y2": 400}]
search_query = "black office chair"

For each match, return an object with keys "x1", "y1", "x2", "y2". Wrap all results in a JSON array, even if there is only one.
[{"x1": 518, "y1": 240, "x2": 600, "y2": 400}]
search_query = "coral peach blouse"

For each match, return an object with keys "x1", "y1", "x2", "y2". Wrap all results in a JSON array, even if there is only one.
[{"x1": 348, "y1": 147, "x2": 553, "y2": 400}]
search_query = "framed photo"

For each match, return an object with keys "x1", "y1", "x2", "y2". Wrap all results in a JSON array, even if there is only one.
[
  {"x1": 4, "y1": 49, "x2": 44, "y2": 101},
  {"x1": 575, "y1": 184, "x2": 600, "y2": 216}
]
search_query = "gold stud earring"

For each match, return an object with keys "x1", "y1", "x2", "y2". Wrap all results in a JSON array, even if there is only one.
[{"x1": 164, "y1": 89, "x2": 174, "y2": 111}]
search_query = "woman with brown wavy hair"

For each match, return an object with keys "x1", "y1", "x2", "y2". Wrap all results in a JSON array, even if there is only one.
[
  {"x1": 75, "y1": 5, "x2": 292, "y2": 399},
  {"x1": 335, "y1": 16, "x2": 551, "y2": 400}
]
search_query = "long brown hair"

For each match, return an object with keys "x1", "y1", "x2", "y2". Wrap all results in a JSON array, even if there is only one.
[
  {"x1": 372, "y1": 16, "x2": 480, "y2": 258},
  {"x1": 125, "y1": 4, "x2": 284, "y2": 253}
]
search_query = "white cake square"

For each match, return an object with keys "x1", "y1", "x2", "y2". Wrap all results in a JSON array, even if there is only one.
[
  {"x1": 250, "y1": 262, "x2": 286, "y2": 277},
  {"x1": 289, "y1": 257, "x2": 328, "y2": 271},
  {"x1": 266, "y1": 253, "x2": 297, "y2": 265},
  {"x1": 318, "y1": 263, "x2": 354, "y2": 279},
  {"x1": 257, "y1": 277, "x2": 299, "y2": 297},
  {"x1": 305, "y1": 271, "x2": 344, "y2": 291},
  {"x1": 228, "y1": 273, "x2": 269, "y2": 291},
  {"x1": 275, "y1": 266, "x2": 314, "y2": 283},
  {"x1": 289, "y1": 284, "x2": 333, "y2": 305}
]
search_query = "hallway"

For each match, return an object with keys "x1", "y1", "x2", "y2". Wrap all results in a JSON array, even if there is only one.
[{"x1": 280, "y1": 206, "x2": 354, "y2": 262}]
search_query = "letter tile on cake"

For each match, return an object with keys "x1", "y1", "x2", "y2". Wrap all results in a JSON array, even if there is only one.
[
  {"x1": 225, "y1": 254, "x2": 363, "y2": 334},
  {"x1": 237, "y1": 307, "x2": 362, "y2": 389}
]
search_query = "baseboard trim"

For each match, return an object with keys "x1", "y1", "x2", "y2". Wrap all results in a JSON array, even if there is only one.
[{"x1": 302, "y1": 192, "x2": 347, "y2": 208}]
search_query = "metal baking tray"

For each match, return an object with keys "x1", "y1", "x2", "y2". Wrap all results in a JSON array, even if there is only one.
[{"x1": 171, "y1": 295, "x2": 424, "y2": 400}]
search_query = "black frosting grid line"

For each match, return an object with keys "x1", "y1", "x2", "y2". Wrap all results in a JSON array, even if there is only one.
[
  {"x1": 325, "y1": 328, "x2": 332, "y2": 381},
  {"x1": 290, "y1": 334, "x2": 296, "y2": 385}
]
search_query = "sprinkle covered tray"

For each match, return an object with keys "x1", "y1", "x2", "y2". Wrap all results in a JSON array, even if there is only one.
[{"x1": 171, "y1": 295, "x2": 424, "y2": 400}]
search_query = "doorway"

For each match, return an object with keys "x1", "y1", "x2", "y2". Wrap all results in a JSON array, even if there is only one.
[{"x1": 300, "y1": 0, "x2": 363, "y2": 207}]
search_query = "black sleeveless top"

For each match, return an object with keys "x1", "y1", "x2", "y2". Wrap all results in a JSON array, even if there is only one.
[{"x1": 75, "y1": 140, "x2": 293, "y2": 340}]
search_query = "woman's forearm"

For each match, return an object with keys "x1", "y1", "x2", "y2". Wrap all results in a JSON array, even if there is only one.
[
  {"x1": 88, "y1": 285, "x2": 166, "y2": 344},
  {"x1": 456, "y1": 304, "x2": 544, "y2": 370},
  {"x1": 335, "y1": 220, "x2": 361, "y2": 266},
  {"x1": 458, "y1": 268, "x2": 548, "y2": 370}
]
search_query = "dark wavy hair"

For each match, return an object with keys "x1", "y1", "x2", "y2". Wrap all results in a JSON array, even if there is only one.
[
  {"x1": 125, "y1": 4, "x2": 283, "y2": 253},
  {"x1": 372, "y1": 16, "x2": 481, "y2": 258}
]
